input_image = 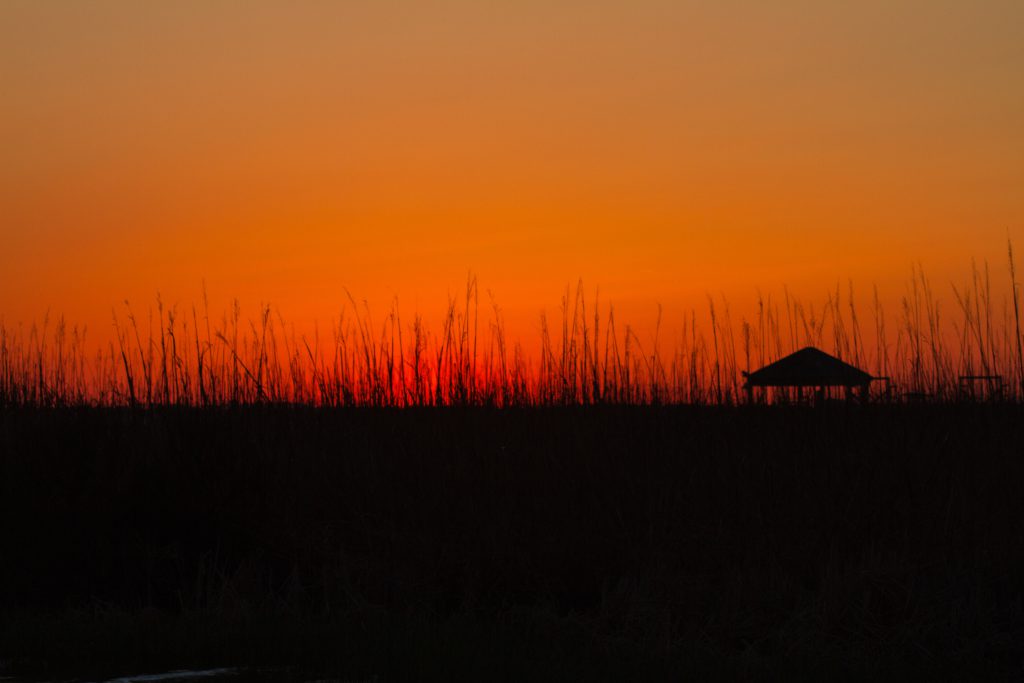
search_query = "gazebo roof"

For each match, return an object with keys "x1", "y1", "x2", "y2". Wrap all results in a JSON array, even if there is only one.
[{"x1": 744, "y1": 347, "x2": 873, "y2": 388}]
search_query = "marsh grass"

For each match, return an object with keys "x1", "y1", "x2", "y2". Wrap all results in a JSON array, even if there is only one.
[
  {"x1": 3, "y1": 245, "x2": 1024, "y2": 679},
  {"x1": 3, "y1": 244, "x2": 1024, "y2": 407}
]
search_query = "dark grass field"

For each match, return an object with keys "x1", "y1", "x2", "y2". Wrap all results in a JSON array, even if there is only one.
[{"x1": 2, "y1": 404, "x2": 1023, "y2": 681}]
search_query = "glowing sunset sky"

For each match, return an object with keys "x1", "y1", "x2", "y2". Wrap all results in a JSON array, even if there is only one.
[{"x1": 2, "y1": 1, "x2": 1022, "y2": 343}]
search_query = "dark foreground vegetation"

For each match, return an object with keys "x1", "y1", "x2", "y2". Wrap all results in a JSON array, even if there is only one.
[{"x1": 2, "y1": 404, "x2": 1023, "y2": 681}]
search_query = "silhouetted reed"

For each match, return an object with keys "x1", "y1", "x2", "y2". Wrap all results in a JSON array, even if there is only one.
[{"x1": 2, "y1": 243, "x2": 1023, "y2": 408}]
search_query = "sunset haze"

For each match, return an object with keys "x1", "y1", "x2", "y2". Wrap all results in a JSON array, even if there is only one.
[{"x1": 2, "y1": 1, "x2": 1022, "y2": 345}]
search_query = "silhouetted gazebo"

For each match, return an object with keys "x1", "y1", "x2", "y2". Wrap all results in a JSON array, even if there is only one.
[{"x1": 742, "y1": 346, "x2": 874, "y2": 403}]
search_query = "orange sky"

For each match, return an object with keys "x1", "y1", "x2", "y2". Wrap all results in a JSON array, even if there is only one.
[{"x1": 2, "y1": 1, "x2": 1022, "y2": 347}]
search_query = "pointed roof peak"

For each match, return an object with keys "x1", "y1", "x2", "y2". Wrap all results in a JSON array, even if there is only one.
[{"x1": 746, "y1": 346, "x2": 872, "y2": 387}]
